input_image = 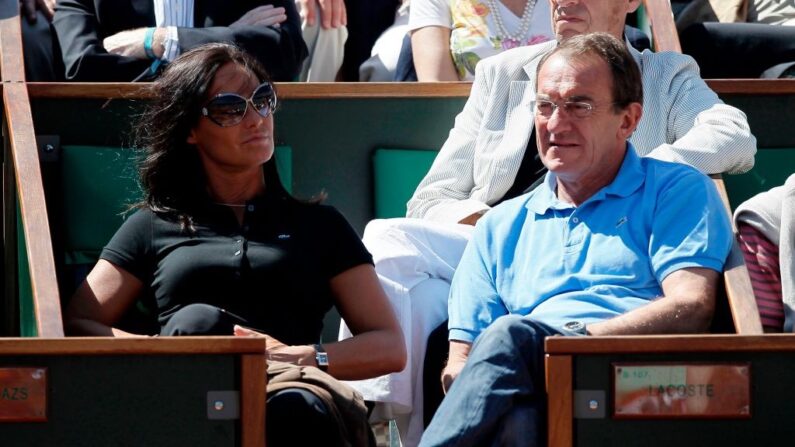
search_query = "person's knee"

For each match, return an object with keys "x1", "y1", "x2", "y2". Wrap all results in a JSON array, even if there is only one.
[
  {"x1": 267, "y1": 388, "x2": 328, "y2": 416},
  {"x1": 160, "y1": 303, "x2": 230, "y2": 335},
  {"x1": 267, "y1": 388, "x2": 343, "y2": 447},
  {"x1": 362, "y1": 218, "x2": 407, "y2": 246},
  {"x1": 477, "y1": 315, "x2": 546, "y2": 350}
]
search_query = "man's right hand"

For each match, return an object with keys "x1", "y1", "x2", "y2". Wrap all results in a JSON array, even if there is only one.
[
  {"x1": 441, "y1": 361, "x2": 465, "y2": 393},
  {"x1": 295, "y1": 0, "x2": 346, "y2": 29},
  {"x1": 231, "y1": 5, "x2": 288, "y2": 28},
  {"x1": 441, "y1": 340, "x2": 472, "y2": 393}
]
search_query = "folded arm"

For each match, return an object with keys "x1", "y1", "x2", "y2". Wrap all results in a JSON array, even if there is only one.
[
  {"x1": 587, "y1": 267, "x2": 719, "y2": 335},
  {"x1": 645, "y1": 54, "x2": 756, "y2": 175},
  {"x1": 407, "y1": 60, "x2": 493, "y2": 222},
  {"x1": 238, "y1": 264, "x2": 407, "y2": 380}
]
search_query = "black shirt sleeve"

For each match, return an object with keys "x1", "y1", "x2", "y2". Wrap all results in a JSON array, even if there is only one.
[
  {"x1": 312, "y1": 205, "x2": 373, "y2": 279},
  {"x1": 100, "y1": 208, "x2": 155, "y2": 283}
]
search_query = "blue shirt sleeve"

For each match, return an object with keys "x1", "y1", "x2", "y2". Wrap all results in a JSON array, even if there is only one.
[
  {"x1": 649, "y1": 168, "x2": 733, "y2": 281},
  {"x1": 448, "y1": 217, "x2": 509, "y2": 343}
]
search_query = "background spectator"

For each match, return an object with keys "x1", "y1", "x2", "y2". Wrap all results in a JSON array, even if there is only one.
[
  {"x1": 296, "y1": 0, "x2": 348, "y2": 81},
  {"x1": 20, "y1": 0, "x2": 63, "y2": 81},
  {"x1": 409, "y1": 0, "x2": 553, "y2": 81},
  {"x1": 678, "y1": 0, "x2": 795, "y2": 78},
  {"x1": 53, "y1": 0, "x2": 307, "y2": 81},
  {"x1": 735, "y1": 174, "x2": 795, "y2": 332},
  {"x1": 359, "y1": 0, "x2": 410, "y2": 81}
]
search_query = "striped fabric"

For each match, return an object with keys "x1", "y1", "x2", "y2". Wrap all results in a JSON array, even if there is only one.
[
  {"x1": 407, "y1": 42, "x2": 757, "y2": 223},
  {"x1": 737, "y1": 223, "x2": 784, "y2": 332},
  {"x1": 153, "y1": 0, "x2": 195, "y2": 62}
]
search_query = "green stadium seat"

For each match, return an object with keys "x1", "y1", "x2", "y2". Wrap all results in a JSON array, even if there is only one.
[
  {"x1": 373, "y1": 148, "x2": 438, "y2": 219},
  {"x1": 59, "y1": 145, "x2": 293, "y2": 265},
  {"x1": 724, "y1": 148, "x2": 795, "y2": 209}
]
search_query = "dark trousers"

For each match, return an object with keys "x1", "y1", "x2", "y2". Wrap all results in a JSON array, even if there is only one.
[
  {"x1": 21, "y1": 13, "x2": 63, "y2": 81},
  {"x1": 268, "y1": 388, "x2": 345, "y2": 447},
  {"x1": 420, "y1": 315, "x2": 561, "y2": 446},
  {"x1": 161, "y1": 303, "x2": 354, "y2": 446},
  {"x1": 680, "y1": 22, "x2": 795, "y2": 78},
  {"x1": 340, "y1": 0, "x2": 400, "y2": 81},
  {"x1": 422, "y1": 320, "x2": 449, "y2": 427},
  {"x1": 160, "y1": 303, "x2": 251, "y2": 335}
]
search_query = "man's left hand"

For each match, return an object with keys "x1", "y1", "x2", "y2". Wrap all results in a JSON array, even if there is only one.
[
  {"x1": 103, "y1": 28, "x2": 165, "y2": 59},
  {"x1": 20, "y1": 0, "x2": 56, "y2": 24}
]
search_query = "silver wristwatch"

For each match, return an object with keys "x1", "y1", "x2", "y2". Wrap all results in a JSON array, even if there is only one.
[
  {"x1": 313, "y1": 344, "x2": 329, "y2": 372},
  {"x1": 563, "y1": 320, "x2": 588, "y2": 336}
]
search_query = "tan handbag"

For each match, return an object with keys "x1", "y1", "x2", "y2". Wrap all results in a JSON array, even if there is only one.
[{"x1": 267, "y1": 361, "x2": 372, "y2": 447}]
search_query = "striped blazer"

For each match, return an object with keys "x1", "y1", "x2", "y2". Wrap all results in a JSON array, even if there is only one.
[{"x1": 408, "y1": 41, "x2": 757, "y2": 223}]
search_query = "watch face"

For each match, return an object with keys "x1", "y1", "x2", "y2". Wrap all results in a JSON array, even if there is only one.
[{"x1": 564, "y1": 321, "x2": 585, "y2": 333}]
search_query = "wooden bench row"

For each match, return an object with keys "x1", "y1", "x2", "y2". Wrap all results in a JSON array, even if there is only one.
[{"x1": 2, "y1": 3, "x2": 795, "y2": 446}]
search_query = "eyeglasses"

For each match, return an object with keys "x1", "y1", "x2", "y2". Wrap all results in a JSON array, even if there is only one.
[
  {"x1": 201, "y1": 82, "x2": 277, "y2": 127},
  {"x1": 535, "y1": 99, "x2": 606, "y2": 119}
]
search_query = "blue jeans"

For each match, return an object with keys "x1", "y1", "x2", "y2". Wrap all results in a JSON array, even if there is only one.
[{"x1": 419, "y1": 315, "x2": 564, "y2": 447}]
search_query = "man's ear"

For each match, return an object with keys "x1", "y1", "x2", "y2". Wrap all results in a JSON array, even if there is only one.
[
  {"x1": 187, "y1": 129, "x2": 197, "y2": 145},
  {"x1": 618, "y1": 102, "x2": 643, "y2": 139}
]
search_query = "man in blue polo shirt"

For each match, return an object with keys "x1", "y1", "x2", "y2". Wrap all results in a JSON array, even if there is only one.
[{"x1": 420, "y1": 32, "x2": 733, "y2": 447}]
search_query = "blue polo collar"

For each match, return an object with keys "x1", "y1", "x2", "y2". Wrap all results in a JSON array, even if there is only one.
[{"x1": 526, "y1": 143, "x2": 646, "y2": 214}]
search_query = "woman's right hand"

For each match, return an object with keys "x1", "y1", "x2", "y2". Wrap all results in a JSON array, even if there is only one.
[{"x1": 233, "y1": 325, "x2": 316, "y2": 366}]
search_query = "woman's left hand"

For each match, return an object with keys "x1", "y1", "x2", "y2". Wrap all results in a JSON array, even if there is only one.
[{"x1": 233, "y1": 325, "x2": 316, "y2": 366}]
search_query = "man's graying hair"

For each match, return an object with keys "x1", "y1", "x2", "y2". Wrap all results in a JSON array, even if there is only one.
[{"x1": 536, "y1": 32, "x2": 643, "y2": 111}]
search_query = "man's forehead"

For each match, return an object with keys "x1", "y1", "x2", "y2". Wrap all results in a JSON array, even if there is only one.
[{"x1": 537, "y1": 53, "x2": 609, "y2": 98}]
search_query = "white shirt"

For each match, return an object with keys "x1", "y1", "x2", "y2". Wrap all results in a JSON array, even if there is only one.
[{"x1": 153, "y1": 0, "x2": 195, "y2": 61}]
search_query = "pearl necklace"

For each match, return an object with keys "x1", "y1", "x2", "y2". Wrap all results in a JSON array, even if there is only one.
[{"x1": 485, "y1": 0, "x2": 538, "y2": 47}]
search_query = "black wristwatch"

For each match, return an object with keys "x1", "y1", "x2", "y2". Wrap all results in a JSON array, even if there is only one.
[
  {"x1": 563, "y1": 320, "x2": 588, "y2": 336},
  {"x1": 313, "y1": 344, "x2": 329, "y2": 372}
]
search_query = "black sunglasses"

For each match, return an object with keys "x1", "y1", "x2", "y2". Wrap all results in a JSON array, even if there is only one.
[{"x1": 201, "y1": 82, "x2": 277, "y2": 127}]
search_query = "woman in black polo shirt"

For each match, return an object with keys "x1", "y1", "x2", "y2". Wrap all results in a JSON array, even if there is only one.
[{"x1": 64, "y1": 43, "x2": 405, "y2": 446}]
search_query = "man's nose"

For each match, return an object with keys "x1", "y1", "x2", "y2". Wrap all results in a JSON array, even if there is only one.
[{"x1": 545, "y1": 106, "x2": 573, "y2": 132}]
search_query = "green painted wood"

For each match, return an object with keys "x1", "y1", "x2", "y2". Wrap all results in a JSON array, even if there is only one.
[
  {"x1": 725, "y1": 148, "x2": 795, "y2": 209},
  {"x1": 373, "y1": 148, "x2": 438, "y2": 219}
]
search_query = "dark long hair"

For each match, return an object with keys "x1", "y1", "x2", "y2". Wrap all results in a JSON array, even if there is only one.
[{"x1": 135, "y1": 43, "x2": 297, "y2": 229}]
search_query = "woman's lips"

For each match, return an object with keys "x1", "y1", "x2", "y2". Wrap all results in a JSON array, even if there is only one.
[{"x1": 242, "y1": 134, "x2": 270, "y2": 145}]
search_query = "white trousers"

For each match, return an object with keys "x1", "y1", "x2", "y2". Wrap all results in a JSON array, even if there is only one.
[{"x1": 340, "y1": 218, "x2": 473, "y2": 446}]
